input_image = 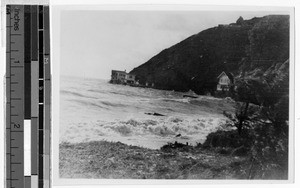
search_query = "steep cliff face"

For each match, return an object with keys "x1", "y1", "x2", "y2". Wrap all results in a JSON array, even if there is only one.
[{"x1": 129, "y1": 15, "x2": 289, "y2": 95}]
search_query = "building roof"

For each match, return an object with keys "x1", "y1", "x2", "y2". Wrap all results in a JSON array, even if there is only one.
[
  {"x1": 217, "y1": 71, "x2": 227, "y2": 78},
  {"x1": 112, "y1": 70, "x2": 136, "y2": 77},
  {"x1": 217, "y1": 71, "x2": 234, "y2": 82},
  {"x1": 112, "y1": 70, "x2": 126, "y2": 73}
]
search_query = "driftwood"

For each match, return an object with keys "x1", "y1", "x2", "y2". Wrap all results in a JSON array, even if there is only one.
[
  {"x1": 183, "y1": 95, "x2": 198, "y2": 99},
  {"x1": 145, "y1": 112, "x2": 165, "y2": 116}
]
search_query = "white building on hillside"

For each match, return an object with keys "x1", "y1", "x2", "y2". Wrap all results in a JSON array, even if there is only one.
[{"x1": 216, "y1": 71, "x2": 234, "y2": 91}]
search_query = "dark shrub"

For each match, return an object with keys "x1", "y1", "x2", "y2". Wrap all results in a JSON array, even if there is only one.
[
  {"x1": 160, "y1": 142, "x2": 193, "y2": 152},
  {"x1": 202, "y1": 129, "x2": 253, "y2": 156}
]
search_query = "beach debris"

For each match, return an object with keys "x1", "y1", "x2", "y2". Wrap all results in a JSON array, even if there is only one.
[
  {"x1": 183, "y1": 94, "x2": 198, "y2": 99},
  {"x1": 145, "y1": 112, "x2": 165, "y2": 116},
  {"x1": 175, "y1": 134, "x2": 182, "y2": 137}
]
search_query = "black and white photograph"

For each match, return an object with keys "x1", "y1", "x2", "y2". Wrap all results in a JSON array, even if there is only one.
[{"x1": 55, "y1": 6, "x2": 292, "y2": 180}]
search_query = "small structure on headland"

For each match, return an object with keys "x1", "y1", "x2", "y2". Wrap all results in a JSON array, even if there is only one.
[
  {"x1": 216, "y1": 71, "x2": 234, "y2": 92},
  {"x1": 110, "y1": 70, "x2": 137, "y2": 85}
]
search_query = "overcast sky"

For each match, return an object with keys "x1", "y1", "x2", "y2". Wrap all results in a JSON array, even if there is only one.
[{"x1": 60, "y1": 10, "x2": 288, "y2": 79}]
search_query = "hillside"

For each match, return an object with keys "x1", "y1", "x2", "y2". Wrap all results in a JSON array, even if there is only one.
[{"x1": 129, "y1": 15, "x2": 289, "y2": 95}]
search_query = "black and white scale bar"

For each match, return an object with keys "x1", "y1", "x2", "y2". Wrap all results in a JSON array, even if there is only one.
[
  {"x1": 38, "y1": 5, "x2": 44, "y2": 188},
  {"x1": 31, "y1": 5, "x2": 39, "y2": 181},
  {"x1": 43, "y1": 6, "x2": 51, "y2": 188},
  {"x1": 24, "y1": 5, "x2": 31, "y2": 120}
]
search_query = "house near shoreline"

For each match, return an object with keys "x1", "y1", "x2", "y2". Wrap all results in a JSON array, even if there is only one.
[
  {"x1": 110, "y1": 70, "x2": 137, "y2": 85},
  {"x1": 110, "y1": 70, "x2": 157, "y2": 88},
  {"x1": 216, "y1": 71, "x2": 234, "y2": 92},
  {"x1": 125, "y1": 73, "x2": 136, "y2": 84}
]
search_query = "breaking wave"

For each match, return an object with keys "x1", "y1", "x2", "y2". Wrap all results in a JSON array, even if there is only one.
[{"x1": 59, "y1": 76, "x2": 234, "y2": 149}]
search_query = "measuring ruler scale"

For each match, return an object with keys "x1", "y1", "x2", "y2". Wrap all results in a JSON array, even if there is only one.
[
  {"x1": 5, "y1": 4, "x2": 51, "y2": 188},
  {"x1": 6, "y1": 5, "x2": 25, "y2": 188}
]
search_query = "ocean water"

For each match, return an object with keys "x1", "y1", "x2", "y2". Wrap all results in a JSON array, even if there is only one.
[{"x1": 60, "y1": 76, "x2": 234, "y2": 149}]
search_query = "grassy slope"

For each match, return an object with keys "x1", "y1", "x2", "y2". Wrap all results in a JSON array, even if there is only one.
[
  {"x1": 60, "y1": 141, "x2": 247, "y2": 179},
  {"x1": 130, "y1": 15, "x2": 289, "y2": 94}
]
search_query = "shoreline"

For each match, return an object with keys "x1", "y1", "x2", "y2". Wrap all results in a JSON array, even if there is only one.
[{"x1": 59, "y1": 140, "x2": 247, "y2": 179}]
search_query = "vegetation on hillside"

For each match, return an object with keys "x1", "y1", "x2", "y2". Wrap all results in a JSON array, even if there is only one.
[
  {"x1": 228, "y1": 60, "x2": 289, "y2": 179},
  {"x1": 130, "y1": 15, "x2": 289, "y2": 95}
]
